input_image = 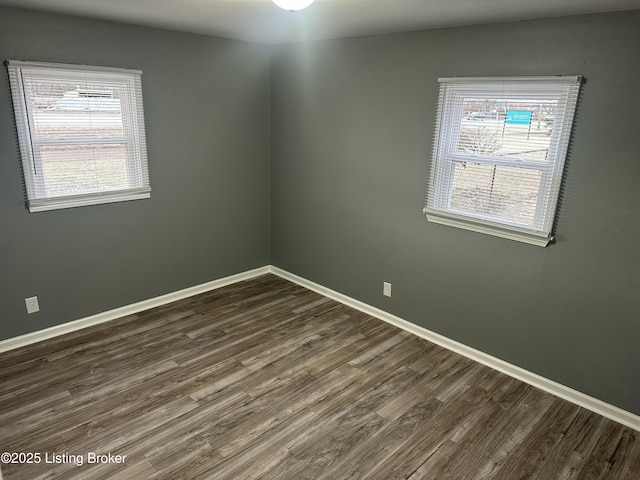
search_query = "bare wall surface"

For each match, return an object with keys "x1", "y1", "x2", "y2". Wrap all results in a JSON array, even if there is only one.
[
  {"x1": 0, "y1": 7, "x2": 271, "y2": 340},
  {"x1": 270, "y1": 11, "x2": 640, "y2": 414}
]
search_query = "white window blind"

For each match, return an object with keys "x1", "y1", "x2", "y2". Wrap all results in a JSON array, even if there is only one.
[
  {"x1": 7, "y1": 60, "x2": 150, "y2": 212},
  {"x1": 424, "y1": 76, "x2": 581, "y2": 246}
]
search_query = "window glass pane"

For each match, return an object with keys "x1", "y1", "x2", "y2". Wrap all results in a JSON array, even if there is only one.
[
  {"x1": 29, "y1": 81, "x2": 124, "y2": 138},
  {"x1": 456, "y1": 98, "x2": 555, "y2": 162},
  {"x1": 40, "y1": 144, "x2": 128, "y2": 197},
  {"x1": 450, "y1": 162, "x2": 541, "y2": 225}
]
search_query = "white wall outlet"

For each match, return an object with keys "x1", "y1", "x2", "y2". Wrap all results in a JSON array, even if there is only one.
[
  {"x1": 25, "y1": 296, "x2": 40, "y2": 314},
  {"x1": 383, "y1": 282, "x2": 392, "y2": 297}
]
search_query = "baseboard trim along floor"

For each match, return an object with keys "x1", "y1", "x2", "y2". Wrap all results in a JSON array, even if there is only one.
[
  {"x1": 0, "y1": 266, "x2": 270, "y2": 354},
  {"x1": 1, "y1": 264, "x2": 638, "y2": 432}
]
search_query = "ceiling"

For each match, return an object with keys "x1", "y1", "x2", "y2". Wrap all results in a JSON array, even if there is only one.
[{"x1": 0, "y1": 0, "x2": 639, "y2": 44}]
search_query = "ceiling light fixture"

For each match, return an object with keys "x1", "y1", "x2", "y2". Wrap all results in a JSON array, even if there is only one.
[{"x1": 272, "y1": 0, "x2": 315, "y2": 12}]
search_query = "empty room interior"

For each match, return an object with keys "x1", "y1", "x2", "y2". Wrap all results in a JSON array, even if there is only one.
[{"x1": 1, "y1": 0, "x2": 639, "y2": 478}]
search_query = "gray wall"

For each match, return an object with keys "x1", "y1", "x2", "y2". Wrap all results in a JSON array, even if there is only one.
[
  {"x1": 0, "y1": 7, "x2": 271, "y2": 340},
  {"x1": 270, "y1": 11, "x2": 640, "y2": 414}
]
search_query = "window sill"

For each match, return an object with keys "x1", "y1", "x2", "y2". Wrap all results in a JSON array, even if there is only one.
[
  {"x1": 29, "y1": 191, "x2": 150, "y2": 212},
  {"x1": 423, "y1": 208, "x2": 552, "y2": 247}
]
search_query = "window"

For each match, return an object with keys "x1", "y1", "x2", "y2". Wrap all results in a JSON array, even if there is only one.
[
  {"x1": 7, "y1": 60, "x2": 150, "y2": 212},
  {"x1": 424, "y1": 76, "x2": 581, "y2": 246}
]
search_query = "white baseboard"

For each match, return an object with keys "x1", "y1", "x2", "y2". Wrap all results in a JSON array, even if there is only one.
[
  {"x1": 269, "y1": 266, "x2": 640, "y2": 433},
  {"x1": 0, "y1": 266, "x2": 270, "y2": 354},
  {"x1": 1, "y1": 264, "x2": 638, "y2": 432}
]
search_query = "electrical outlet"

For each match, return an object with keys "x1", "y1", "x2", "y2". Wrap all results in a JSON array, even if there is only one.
[
  {"x1": 383, "y1": 282, "x2": 392, "y2": 297},
  {"x1": 25, "y1": 296, "x2": 40, "y2": 314}
]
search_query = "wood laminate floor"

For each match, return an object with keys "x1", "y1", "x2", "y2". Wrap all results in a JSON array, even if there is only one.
[{"x1": 1, "y1": 274, "x2": 639, "y2": 479}]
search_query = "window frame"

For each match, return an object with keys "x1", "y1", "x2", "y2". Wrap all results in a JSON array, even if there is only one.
[
  {"x1": 6, "y1": 60, "x2": 151, "y2": 212},
  {"x1": 424, "y1": 76, "x2": 581, "y2": 247}
]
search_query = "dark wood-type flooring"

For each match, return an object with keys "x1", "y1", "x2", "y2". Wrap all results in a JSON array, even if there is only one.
[{"x1": 1, "y1": 274, "x2": 639, "y2": 479}]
